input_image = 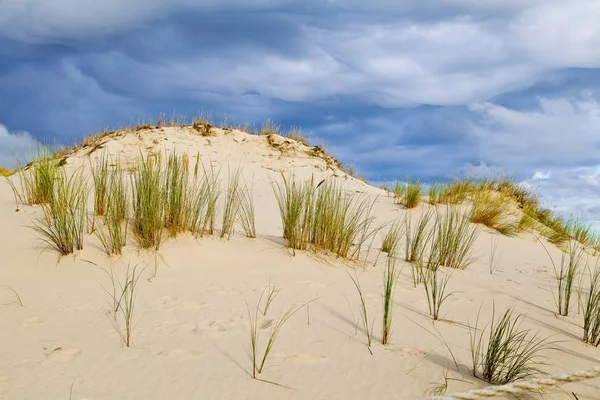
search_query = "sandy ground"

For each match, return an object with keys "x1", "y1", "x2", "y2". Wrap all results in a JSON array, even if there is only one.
[{"x1": 1, "y1": 127, "x2": 599, "y2": 399}]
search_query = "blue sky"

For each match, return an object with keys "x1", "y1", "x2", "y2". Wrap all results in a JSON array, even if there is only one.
[{"x1": 1, "y1": 0, "x2": 600, "y2": 224}]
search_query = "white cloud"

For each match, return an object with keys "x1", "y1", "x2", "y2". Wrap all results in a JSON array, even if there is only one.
[{"x1": 0, "y1": 124, "x2": 40, "y2": 168}]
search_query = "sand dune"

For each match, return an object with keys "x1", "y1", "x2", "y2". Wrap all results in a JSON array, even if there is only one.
[{"x1": 1, "y1": 126, "x2": 599, "y2": 399}]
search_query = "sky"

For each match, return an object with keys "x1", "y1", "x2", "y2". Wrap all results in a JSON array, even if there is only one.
[{"x1": 1, "y1": 0, "x2": 600, "y2": 225}]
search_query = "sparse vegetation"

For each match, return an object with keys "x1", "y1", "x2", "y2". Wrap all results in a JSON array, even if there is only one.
[
  {"x1": 10, "y1": 146, "x2": 59, "y2": 206},
  {"x1": 382, "y1": 255, "x2": 398, "y2": 345},
  {"x1": 131, "y1": 153, "x2": 165, "y2": 250},
  {"x1": 583, "y1": 263, "x2": 600, "y2": 346},
  {"x1": 422, "y1": 266, "x2": 453, "y2": 321},
  {"x1": 469, "y1": 191, "x2": 518, "y2": 236},
  {"x1": 470, "y1": 306, "x2": 550, "y2": 385},
  {"x1": 348, "y1": 269, "x2": 374, "y2": 351},
  {"x1": 96, "y1": 158, "x2": 129, "y2": 256},
  {"x1": 32, "y1": 168, "x2": 88, "y2": 255},
  {"x1": 237, "y1": 176, "x2": 256, "y2": 238},
  {"x1": 272, "y1": 174, "x2": 377, "y2": 258},
  {"x1": 403, "y1": 181, "x2": 422, "y2": 209},
  {"x1": 488, "y1": 237, "x2": 501, "y2": 275},
  {"x1": 405, "y1": 209, "x2": 434, "y2": 263},
  {"x1": 541, "y1": 239, "x2": 584, "y2": 316},
  {"x1": 221, "y1": 167, "x2": 242, "y2": 239},
  {"x1": 381, "y1": 219, "x2": 403, "y2": 255},
  {"x1": 90, "y1": 152, "x2": 110, "y2": 216}
]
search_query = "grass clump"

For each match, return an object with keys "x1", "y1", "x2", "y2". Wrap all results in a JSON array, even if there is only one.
[
  {"x1": 429, "y1": 207, "x2": 480, "y2": 270},
  {"x1": 163, "y1": 152, "x2": 191, "y2": 237},
  {"x1": 428, "y1": 183, "x2": 444, "y2": 205},
  {"x1": 470, "y1": 306, "x2": 549, "y2": 385},
  {"x1": 583, "y1": 263, "x2": 600, "y2": 346},
  {"x1": 382, "y1": 256, "x2": 399, "y2": 345},
  {"x1": 237, "y1": 177, "x2": 256, "y2": 238},
  {"x1": 96, "y1": 159, "x2": 129, "y2": 256},
  {"x1": 32, "y1": 168, "x2": 88, "y2": 255},
  {"x1": 247, "y1": 292, "x2": 302, "y2": 378},
  {"x1": 403, "y1": 181, "x2": 422, "y2": 209},
  {"x1": 405, "y1": 209, "x2": 434, "y2": 263},
  {"x1": 541, "y1": 239, "x2": 584, "y2": 316},
  {"x1": 286, "y1": 126, "x2": 310, "y2": 146},
  {"x1": 131, "y1": 154, "x2": 164, "y2": 250},
  {"x1": 221, "y1": 167, "x2": 242, "y2": 239},
  {"x1": 90, "y1": 153, "x2": 110, "y2": 216},
  {"x1": 103, "y1": 264, "x2": 144, "y2": 347},
  {"x1": 11, "y1": 146, "x2": 59, "y2": 206},
  {"x1": 469, "y1": 191, "x2": 518, "y2": 236},
  {"x1": 0, "y1": 166, "x2": 13, "y2": 176},
  {"x1": 381, "y1": 219, "x2": 403, "y2": 255},
  {"x1": 422, "y1": 266, "x2": 453, "y2": 321},
  {"x1": 273, "y1": 174, "x2": 377, "y2": 259}
]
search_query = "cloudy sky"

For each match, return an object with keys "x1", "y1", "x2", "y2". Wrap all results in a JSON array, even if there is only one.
[{"x1": 1, "y1": 0, "x2": 599, "y2": 223}]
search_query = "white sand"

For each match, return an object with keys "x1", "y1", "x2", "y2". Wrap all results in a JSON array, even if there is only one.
[{"x1": 1, "y1": 127, "x2": 599, "y2": 399}]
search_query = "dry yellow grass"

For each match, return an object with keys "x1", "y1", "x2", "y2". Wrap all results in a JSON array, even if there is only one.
[{"x1": 0, "y1": 166, "x2": 13, "y2": 176}]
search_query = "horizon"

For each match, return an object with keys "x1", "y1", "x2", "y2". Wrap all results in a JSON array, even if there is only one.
[{"x1": 1, "y1": 1, "x2": 599, "y2": 226}]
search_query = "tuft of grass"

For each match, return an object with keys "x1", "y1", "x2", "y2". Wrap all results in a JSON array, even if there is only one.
[
  {"x1": 422, "y1": 266, "x2": 453, "y2": 321},
  {"x1": 131, "y1": 154, "x2": 164, "y2": 250},
  {"x1": 32, "y1": 168, "x2": 88, "y2": 255},
  {"x1": 96, "y1": 159, "x2": 129, "y2": 256},
  {"x1": 90, "y1": 152, "x2": 110, "y2": 216},
  {"x1": 247, "y1": 296, "x2": 302, "y2": 378},
  {"x1": 286, "y1": 126, "x2": 310, "y2": 146},
  {"x1": 381, "y1": 219, "x2": 403, "y2": 255},
  {"x1": 0, "y1": 166, "x2": 13, "y2": 176},
  {"x1": 488, "y1": 237, "x2": 501, "y2": 275},
  {"x1": 104, "y1": 264, "x2": 144, "y2": 347},
  {"x1": 405, "y1": 209, "x2": 434, "y2": 263},
  {"x1": 469, "y1": 191, "x2": 518, "y2": 236},
  {"x1": 428, "y1": 206, "x2": 480, "y2": 270},
  {"x1": 163, "y1": 152, "x2": 190, "y2": 237},
  {"x1": 540, "y1": 239, "x2": 584, "y2": 316},
  {"x1": 237, "y1": 176, "x2": 256, "y2": 238},
  {"x1": 470, "y1": 306, "x2": 549, "y2": 385},
  {"x1": 221, "y1": 167, "x2": 242, "y2": 239},
  {"x1": 273, "y1": 174, "x2": 377, "y2": 258},
  {"x1": 428, "y1": 183, "x2": 444, "y2": 205},
  {"x1": 583, "y1": 262, "x2": 600, "y2": 346},
  {"x1": 403, "y1": 181, "x2": 422, "y2": 209},
  {"x1": 10, "y1": 146, "x2": 59, "y2": 206},
  {"x1": 382, "y1": 255, "x2": 398, "y2": 345},
  {"x1": 438, "y1": 179, "x2": 472, "y2": 204},
  {"x1": 199, "y1": 164, "x2": 221, "y2": 236},
  {"x1": 259, "y1": 118, "x2": 281, "y2": 136},
  {"x1": 261, "y1": 278, "x2": 280, "y2": 316}
]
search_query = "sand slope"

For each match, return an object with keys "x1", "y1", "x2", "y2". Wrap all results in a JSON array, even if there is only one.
[{"x1": 1, "y1": 127, "x2": 599, "y2": 399}]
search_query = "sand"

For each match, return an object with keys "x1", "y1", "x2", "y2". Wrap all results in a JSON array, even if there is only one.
[{"x1": 1, "y1": 126, "x2": 599, "y2": 399}]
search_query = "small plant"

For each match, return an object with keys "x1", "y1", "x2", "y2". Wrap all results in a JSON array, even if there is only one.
[
  {"x1": 348, "y1": 269, "x2": 374, "y2": 351},
  {"x1": 403, "y1": 180, "x2": 422, "y2": 209},
  {"x1": 405, "y1": 209, "x2": 434, "y2": 263},
  {"x1": 381, "y1": 219, "x2": 403, "y2": 255},
  {"x1": 286, "y1": 126, "x2": 310, "y2": 146},
  {"x1": 32, "y1": 168, "x2": 88, "y2": 255},
  {"x1": 247, "y1": 297, "x2": 302, "y2": 378},
  {"x1": 261, "y1": 278, "x2": 280, "y2": 316},
  {"x1": 428, "y1": 207, "x2": 480, "y2": 270},
  {"x1": 422, "y1": 266, "x2": 453, "y2": 321},
  {"x1": 131, "y1": 154, "x2": 164, "y2": 250},
  {"x1": 382, "y1": 255, "x2": 398, "y2": 345},
  {"x1": 221, "y1": 167, "x2": 242, "y2": 239},
  {"x1": 429, "y1": 183, "x2": 443, "y2": 205},
  {"x1": 163, "y1": 152, "x2": 190, "y2": 237},
  {"x1": 489, "y1": 237, "x2": 501, "y2": 274},
  {"x1": 259, "y1": 118, "x2": 280, "y2": 136},
  {"x1": 470, "y1": 306, "x2": 549, "y2": 384},
  {"x1": 96, "y1": 161, "x2": 128, "y2": 256},
  {"x1": 103, "y1": 264, "x2": 144, "y2": 347},
  {"x1": 10, "y1": 146, "x2": 59, "y2": 205},
  {"x1": 469, "y1": 191, "x2": 517, "y2": 236},
  {"x1": 583, "y1": 263, "x2": 600, "y2": 345},
  {"x1": 541, "y1": 239, "x2": 584, "y2": 316},
  {"x1": 237, "y1": 177, "x2": 256, "y2": 238},
  {"x1": 90, "y1": 152, "x2": 110, "y2": 216}
]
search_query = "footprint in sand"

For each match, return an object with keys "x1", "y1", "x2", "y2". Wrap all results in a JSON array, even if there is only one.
[
  {"x1": 281, "y1": 354, "x2": 328, "y2": 365},
  {"x1": 384, "y1": 346, "x2": 426, "y2": 357},
  {"x1": 41, "y1": 347, "x2": 82, "y2": 364},
  {"x1": 152, "y1": 295, "x2": 207, "y2": 311},
  {"x1": 155, "y1": 348, "x2": 203, "y2": 359},
  {"x1": 21, "y1": 316, "x2": 46, "y2": 326},
  {"x1": 193, "y1": 321, "x2": 228, "y2": 339},
  {"x1": 157, "y1": 320, "x2": 195, "y2": 334}
]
